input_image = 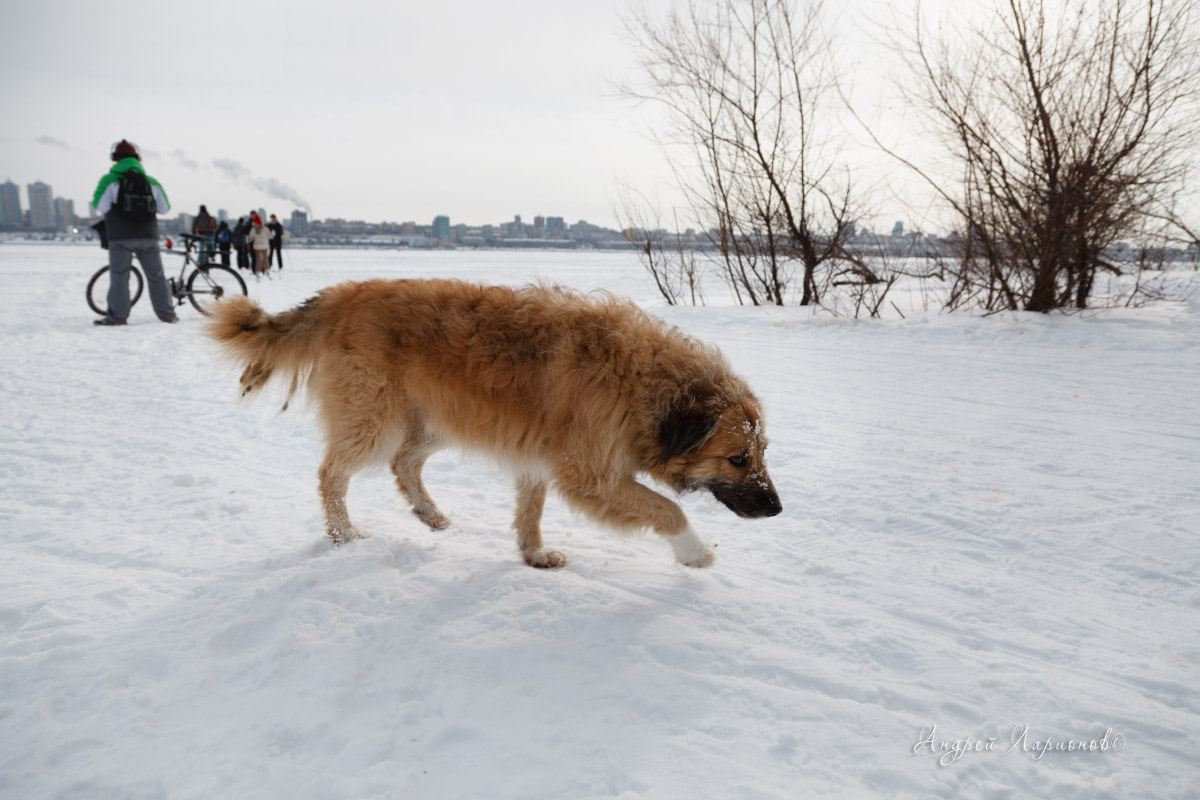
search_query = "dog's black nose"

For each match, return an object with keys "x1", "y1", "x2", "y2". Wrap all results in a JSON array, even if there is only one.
[{"x1": 765, "y1": 498, "x2": 783, "y2": 516}]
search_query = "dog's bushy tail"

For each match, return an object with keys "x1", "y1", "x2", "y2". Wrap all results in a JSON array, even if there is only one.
[{"x1": 206, "y1": 294, "x2": 324, "y2": 411}]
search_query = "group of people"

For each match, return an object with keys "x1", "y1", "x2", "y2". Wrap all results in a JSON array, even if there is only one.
[{"x1": 191, "y1": 206, "x2": 284, "y2": 277}]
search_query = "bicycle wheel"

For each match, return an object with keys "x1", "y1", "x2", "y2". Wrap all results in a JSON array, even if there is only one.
[
  {"x1": 186, "y1": 265, "x2": 247, "y2": 315},
  {"x1": 86, "y1": 265, "x2": 145, "y2": 316}
]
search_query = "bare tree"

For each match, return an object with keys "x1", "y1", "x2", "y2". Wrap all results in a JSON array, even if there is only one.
[
  {"x1": 891, "y1": 0, "x2": 1200, "y2": 311},
  {"x1": 619, "y1": 0, "x2": 867, "y2": 307}
]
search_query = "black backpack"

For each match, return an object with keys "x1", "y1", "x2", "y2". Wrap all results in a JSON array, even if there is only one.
[{"x1": 115, "y1": 171, "x2": 157, "y2": 221}]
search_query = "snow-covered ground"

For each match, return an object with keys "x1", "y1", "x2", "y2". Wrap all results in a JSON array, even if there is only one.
[{"x1": 1, "y1": 242, "x2": 1198, "y2": 799}]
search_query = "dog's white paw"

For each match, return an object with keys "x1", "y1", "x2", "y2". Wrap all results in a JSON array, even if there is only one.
[
  {"x1": 670, "y1": 528, "x2": 716, "y2": 568},
  {"x1": 522, "y1": 547, "x2": 568, "y2": 569}
]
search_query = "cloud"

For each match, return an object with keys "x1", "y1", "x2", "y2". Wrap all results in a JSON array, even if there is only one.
[
  {"x1": 212, "y1": 157, "x2": 310, "y2": 211},
  {"x1": 170, "y1": 149, "x2": 199, "y2": 170},
  {"x1": 36, "y1": 136, "x2": 70, "y2": 150}
]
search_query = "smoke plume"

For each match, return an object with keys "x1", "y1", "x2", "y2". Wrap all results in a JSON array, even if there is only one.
[{"x1": 212, "y1": 157, "x2": 312, "y2": 212}]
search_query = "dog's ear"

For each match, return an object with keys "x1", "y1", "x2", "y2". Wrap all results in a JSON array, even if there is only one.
[{"x1": 656, "y1": 401, "x2": 720, "y2": 465}]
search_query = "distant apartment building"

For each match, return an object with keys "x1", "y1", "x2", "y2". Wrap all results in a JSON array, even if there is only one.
[
  {"x1": 0, "y1": 180, "x2": 21, "y2": 228},
  {"x1": 54, "y1": 197, "x2": 75, "y2": 230},
  {"x1": 570, "y1": 219, "x2": 602, "y2": 236},
  {"x1": 291, "y1": 210, "x2": 309, "y2": 236},
  {"x1": 502, "y1": 214, "x2": 527, "y2": 237},
  {"x1": 545, "y1": 216, "x2": 565, "y2": 236},
  {"x1": 217, "y1": 209, "x2": 228, "y2": 223},
  {"x1": 27, "y1": 181, "x2": 54, "y2": 229},
  {"x1": 432, "y1": 215, "x2": 450, "y2": 243}
]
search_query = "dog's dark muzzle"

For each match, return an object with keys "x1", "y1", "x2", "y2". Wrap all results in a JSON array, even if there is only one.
[{"x1": 710, "y1": 481, "x2": 783, "y2": 519}]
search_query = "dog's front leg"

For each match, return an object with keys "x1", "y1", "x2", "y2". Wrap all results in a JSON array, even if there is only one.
[
  {"x1": 514, "y1": 475, "x2": 565, "y2": 568},
  {"x1": 558, "y1": 474, "x2": 715, "y2": 568}
]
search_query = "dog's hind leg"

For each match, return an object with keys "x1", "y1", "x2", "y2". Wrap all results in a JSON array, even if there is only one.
[
  {"x1": 389, "y1": 420, "x2": 451, "y2": 531},
  {"x1": 318, "y1": 414, "x2": 389, "y2": 545},
  {"x1": 318, "y1": 456, "x2": 370, "y2": 545},
  {"x1": 557, "y1": 473, "x2": 715, "y2": 568},
  {"x1": 513, "y1": 475, "x2": 565, "y2": 568}
]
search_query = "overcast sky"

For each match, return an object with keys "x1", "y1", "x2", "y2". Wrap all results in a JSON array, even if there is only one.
[{"x1": 1, "y1": 0, "x2": 974, "y2": 231}]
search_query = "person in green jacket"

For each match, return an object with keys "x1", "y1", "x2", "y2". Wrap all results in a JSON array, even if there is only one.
[{"x1": 92, "y1": 140, "x2": 178, "y2": 326}]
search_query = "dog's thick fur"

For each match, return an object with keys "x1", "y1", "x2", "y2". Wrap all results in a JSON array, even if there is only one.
[{"x1": 207, "y1": 279, "x2": 781, "y2": 567}]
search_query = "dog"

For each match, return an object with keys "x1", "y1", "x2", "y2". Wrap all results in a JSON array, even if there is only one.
[{"x1": 207, "y1": 279, "x2": 781, "y2": 568}]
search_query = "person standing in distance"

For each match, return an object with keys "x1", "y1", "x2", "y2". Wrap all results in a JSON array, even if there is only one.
[
  {"x1": 91, "y1": 140, "x2": 177, "y2": 325},
  {"x1": 232, "y1": 216, "x2": 250, "y2": 270},
  {"x1": 215, "y1": 220, "x2": 233, "y2": 266},
  {"x1": 267, "y1": 213, "x2": 284, "y2": 271},
  {"x1": 247, "y1": 212, "x2": 272, "y2": 277},
  {"x1": 192, "y1": 204, "x2": 217, "y2": 266}
]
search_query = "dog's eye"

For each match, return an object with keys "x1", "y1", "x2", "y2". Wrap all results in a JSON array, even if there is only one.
[{"x1": 728, "y1": 455, "x2": 747, "y2": 468}]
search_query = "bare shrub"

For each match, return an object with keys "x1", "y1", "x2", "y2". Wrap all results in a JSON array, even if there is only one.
[{"x1": 616, "y1": 186, "x2": 705, "y2": 306}]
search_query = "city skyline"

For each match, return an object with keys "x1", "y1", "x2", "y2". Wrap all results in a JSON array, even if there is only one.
[
  {"x1": 5, "y1": 179, "x2": 1191, "y2": 263},
  {"x1": 0, "y1": 178, "x2": 923, "y2": 244}
]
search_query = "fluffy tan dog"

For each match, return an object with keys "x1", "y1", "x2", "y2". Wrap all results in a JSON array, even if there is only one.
[{"x1": 207, "y1": 279, "x2": 781, "y2": 568}]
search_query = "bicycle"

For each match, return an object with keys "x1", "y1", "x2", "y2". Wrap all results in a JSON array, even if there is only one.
[{"x1": 87, "y1": 233, "x2": 248, "y2": 317}]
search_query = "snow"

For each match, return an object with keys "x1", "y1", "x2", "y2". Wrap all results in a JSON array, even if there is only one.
[{"x1": 1, "y1": 242, "x2": 1198, "y2": 799}]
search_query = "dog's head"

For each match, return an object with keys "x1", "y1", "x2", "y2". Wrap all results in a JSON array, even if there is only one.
[{"x1": 652, "y1": 394, "x2": 782, "y2": 519}]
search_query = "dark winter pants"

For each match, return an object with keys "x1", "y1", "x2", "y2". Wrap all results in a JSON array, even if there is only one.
[
  {"x1": 105, "y1": 238, "x2": 176, "y2": 323},
  {"x1": 219, "y1": 245, "x2": 231, "y2": 266},
  {"x1": 236, "y1": 245, "x2": 249, "y2": 270},
  {"x1": 269, "y1": 240, "x2": 283, "y2": 269}
]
